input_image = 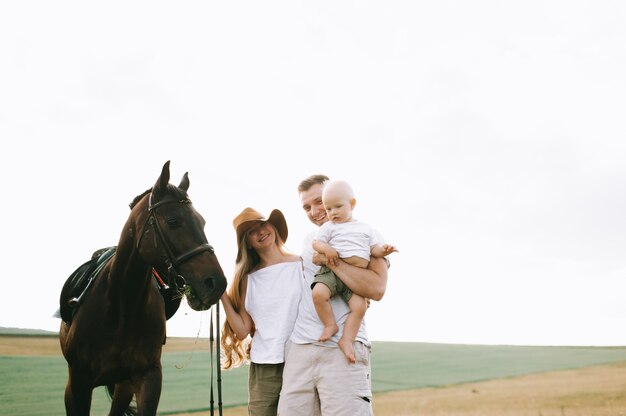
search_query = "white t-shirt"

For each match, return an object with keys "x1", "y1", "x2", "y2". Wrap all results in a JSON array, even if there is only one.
[
  {"x1": 245, "y1": 261, "x2": 303, "y2": 363},
  {"x1": 289, "y1": 231, "x2": 370, "y2": 347},
  {"x1": 315, "y1": 219, "x2": 384, "y2": 261}
]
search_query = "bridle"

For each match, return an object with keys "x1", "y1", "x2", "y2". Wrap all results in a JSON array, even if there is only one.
[{"x1": 137, "y1": 193, "x2": 215, "y2": 292}]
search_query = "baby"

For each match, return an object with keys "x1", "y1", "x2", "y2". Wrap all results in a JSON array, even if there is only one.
[{"x1": 312, "y1": 179, "x2": 397, "y2": 362}]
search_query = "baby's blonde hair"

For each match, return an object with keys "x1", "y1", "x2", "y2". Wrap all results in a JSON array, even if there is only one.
[{"x1": 322, "y1": 179, "x2": 355, "y2": 201}]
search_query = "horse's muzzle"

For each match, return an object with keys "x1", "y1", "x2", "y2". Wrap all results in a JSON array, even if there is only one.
[{"x1": 186, "y1": 274, "x2": 227, "y2": 311}]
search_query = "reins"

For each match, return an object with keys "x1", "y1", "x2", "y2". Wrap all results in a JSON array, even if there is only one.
[{"x1": 209, "y1": 304, "x2": 223, "y2": 415}]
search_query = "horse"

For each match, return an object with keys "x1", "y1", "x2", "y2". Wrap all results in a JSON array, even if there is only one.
[{"x1": 59, "y1": 161, "x2": 228, "y2": 416}]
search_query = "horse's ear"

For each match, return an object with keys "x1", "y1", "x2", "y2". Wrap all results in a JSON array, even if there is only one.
[
  {"x1": 179, "y1": 172, "x2": 190, "y2": 191},
  {"x1": 153, "y1": 160, "x2": 171, "y2": 197}
]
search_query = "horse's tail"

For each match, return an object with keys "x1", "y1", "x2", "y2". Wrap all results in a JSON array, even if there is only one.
[{"x1": 105, "y1": 384, "x2": 138, "y2": 416}]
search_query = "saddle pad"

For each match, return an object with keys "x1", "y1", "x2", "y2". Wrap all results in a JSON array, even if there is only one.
[
  {"x1": 58, "y1": 246, "x2": 182, "y2": 323},
  {"x1": 59, "y1": 247, "x2": 116, "y2": 323}
]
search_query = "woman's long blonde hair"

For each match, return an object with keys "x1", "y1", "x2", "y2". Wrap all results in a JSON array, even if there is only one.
[{"x1": 221, "y1": 223, "x2": 287, "y2": 369}]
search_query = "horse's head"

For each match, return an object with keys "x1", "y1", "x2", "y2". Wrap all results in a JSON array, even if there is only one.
[{"x1": 133, "y1": 161, "x2": 227, "y2": 310}]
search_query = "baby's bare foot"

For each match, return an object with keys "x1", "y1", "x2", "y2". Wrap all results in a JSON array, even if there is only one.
[
  {"x1": 339, "y1": 337, "x2": 356, "y2": 363},
  {"x1": 318, "y1": 324, "x2": 338, "y2": 342}
]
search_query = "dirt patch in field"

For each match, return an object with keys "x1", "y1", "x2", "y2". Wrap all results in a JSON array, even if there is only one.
[
  {"x1": 162, "y1": 337, "x2": 216, "y2": 353},
  {"x1": 0, "y1": 336, "x2": 62, "y2": 355},
  {"x1": 0, "y1": 335, "x2": 206, "y2": 356},
  {"x1": 371, "y1": 361, "x2": 626, "y2": 416},
  {"x1": 173, "y1": 361, "x2": 626, "y2": 416}
]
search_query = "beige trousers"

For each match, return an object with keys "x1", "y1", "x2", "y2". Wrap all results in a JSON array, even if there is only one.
[{"x1": 278, "y1": 341, "x2": 373, "y2": 415}]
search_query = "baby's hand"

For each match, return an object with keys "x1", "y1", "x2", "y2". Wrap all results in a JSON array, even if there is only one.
[
  {"x1": 381, "y1": 244, "x2": 398, "y2": 256},
  {"x1": 312, "y1": 251, "x2": 327, "y2": 266},
  {"x1": 326, "y1": 248, "x2": 340, "y2": 267}
]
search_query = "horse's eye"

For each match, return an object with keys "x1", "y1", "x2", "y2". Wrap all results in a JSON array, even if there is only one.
[{"x1": 166, "y1": 217, "x2": 180, "y2": 228}]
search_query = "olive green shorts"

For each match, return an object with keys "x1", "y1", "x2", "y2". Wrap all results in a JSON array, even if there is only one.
[
  {"x1": 248, "y1": 362, "x2": 284, "y2": 416},
  {"x1": 312, "y1": 266, "x2": 353, "y2": 303}
]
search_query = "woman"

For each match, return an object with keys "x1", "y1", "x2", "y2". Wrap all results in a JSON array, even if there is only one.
[{"x1": 220, "y1": 207, "x2": 303, "y2": 416}]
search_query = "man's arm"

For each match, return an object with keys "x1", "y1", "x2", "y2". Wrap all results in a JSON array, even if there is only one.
[{"x1": 327, "y1": 256, "x2": 388, "y2": 301}]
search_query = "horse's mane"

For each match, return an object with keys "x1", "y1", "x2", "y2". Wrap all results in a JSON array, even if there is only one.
[
  {"x1": 128, "y1": 185, "x2": 190, "y2": 210},
  {"x1": 129, "y1": 188, "x2": 152, "y2": 209}
]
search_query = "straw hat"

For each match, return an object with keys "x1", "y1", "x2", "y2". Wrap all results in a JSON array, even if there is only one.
[{"x1": 233, "y1": 207, "x2": 288, "y2": 262}]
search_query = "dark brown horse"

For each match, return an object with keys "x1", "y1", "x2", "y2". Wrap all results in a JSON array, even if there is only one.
[{"x1": 59, "y1": 161, "x2": 227, "y2": 416}]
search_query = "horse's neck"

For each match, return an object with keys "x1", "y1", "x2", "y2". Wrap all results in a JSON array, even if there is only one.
[{"x1": 107, "y1": 239, "x2": 153, "y2": 314}]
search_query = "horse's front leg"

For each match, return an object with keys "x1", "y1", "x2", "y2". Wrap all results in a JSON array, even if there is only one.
[
  {"x1": 65, "y1": 369, "x2": 93, "y2": 416},
  {"x1": 133, "y1": 365, "x2": 163, "y2": 416}
]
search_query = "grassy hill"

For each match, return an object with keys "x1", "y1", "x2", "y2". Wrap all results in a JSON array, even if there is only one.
[
  {"x1": 2, "y1": 333, "x2": 626, "y2": 415},
  {"x1": 0, "y1": 327, "x2": 58, "y2": 336}
]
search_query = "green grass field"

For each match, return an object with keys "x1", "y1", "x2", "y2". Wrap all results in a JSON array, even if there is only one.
[{"x1": 2, "y1": 341, "x2": 626, "y2": 415}]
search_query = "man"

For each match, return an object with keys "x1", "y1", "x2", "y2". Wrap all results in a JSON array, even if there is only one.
[{"x1": 278, "y1": 174, "x2": 388, "y2": 415}]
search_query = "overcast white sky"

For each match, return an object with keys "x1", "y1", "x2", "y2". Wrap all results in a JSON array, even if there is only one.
[{"x1": 1, "y1": 1, "x2": 625, "y2": 346}]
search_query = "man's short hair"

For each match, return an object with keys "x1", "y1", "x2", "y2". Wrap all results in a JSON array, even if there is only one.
[{"x1": 297, "y1": 174, "x2": 329, "y2": 193}]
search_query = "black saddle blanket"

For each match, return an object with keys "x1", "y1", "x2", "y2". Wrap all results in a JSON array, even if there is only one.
[
  {"x1": 58, "y1": 247, "x2": 116, "y2": 323},
  {"x1": 58, "y1": 247, "x2": 182, "y2": 323}
]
